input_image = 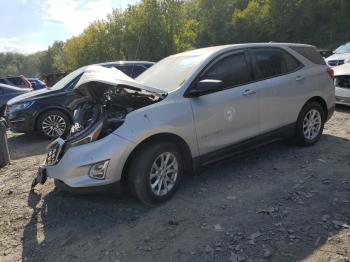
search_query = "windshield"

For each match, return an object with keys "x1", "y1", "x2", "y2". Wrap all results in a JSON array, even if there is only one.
[
  {"x1": 335, "y1": 43, "x2": 350, "y2": 54},
  {"x1": 49, "y1": 67, "x2": 86, "y2": 90},
  {"x1": 136, "y1": 54, "x2": 209, "y2": 92}
]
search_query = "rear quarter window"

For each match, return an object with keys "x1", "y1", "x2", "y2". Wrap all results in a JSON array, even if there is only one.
[{"x1": 289, "y1": 46, "x2": 326, "y2": 65}]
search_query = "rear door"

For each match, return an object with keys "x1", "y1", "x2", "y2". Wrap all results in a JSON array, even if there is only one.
[
  {"x1": 249, "y1": 47, "x2": 304, "y2": 133},
  {"x1": 189, "y1": 50, "x2": 260, "y2": 156}
]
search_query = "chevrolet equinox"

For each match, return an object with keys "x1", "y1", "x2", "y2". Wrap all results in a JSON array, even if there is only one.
[{"x1": 33, "y1": 43, "x2": 335, "y2": 206}]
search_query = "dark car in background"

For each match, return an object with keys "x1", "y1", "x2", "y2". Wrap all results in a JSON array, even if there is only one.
[
  {"x1": 28, "y1": 78, "x2": 47, "y2": 90},
  {"x1": 0, "y1": 75, "x2": 32, "y2": 89},
  {"x1": 0, "y1": 84, "x2": 30, "y2": 116},
  {"x1": 5, "y1": 61, "x2": 154, "y2": 138}
]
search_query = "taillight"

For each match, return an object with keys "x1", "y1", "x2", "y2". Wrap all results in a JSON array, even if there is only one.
[{"x1": 327, "y1": 68, "x2": 334, "y2": 79}]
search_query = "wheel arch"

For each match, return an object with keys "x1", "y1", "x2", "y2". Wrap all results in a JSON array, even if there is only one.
[
  {"x1": 34, "y1": 106, "x2": 73, "y2": 131},
  {"x1": 302, "y1": 96, "x2": 328, "y2": 118},
  {"x1": 120, "y1": 133, "x2": 194, "y2": 185}
]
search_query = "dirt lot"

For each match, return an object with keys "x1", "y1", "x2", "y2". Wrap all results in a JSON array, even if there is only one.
[{"x1": 0, "y1": 106, "x2": 349, "y2": 262}]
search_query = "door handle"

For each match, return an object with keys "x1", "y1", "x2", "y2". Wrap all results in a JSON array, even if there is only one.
[
  {"x1": 295, "y1": 76, "x2": 305, "y2": 81},
  {"x1": 242, "y1": 89, "x2": 256, "y2": 96}
]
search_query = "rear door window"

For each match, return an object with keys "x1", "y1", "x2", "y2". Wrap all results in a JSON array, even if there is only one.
[{"x1": 252, "y1": 48, "x2": 302, "y2": 80}]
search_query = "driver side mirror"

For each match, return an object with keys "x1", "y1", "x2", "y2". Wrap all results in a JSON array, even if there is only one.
[{"x1": 188, "y1": 79, "x2": 223, "y2": 97}]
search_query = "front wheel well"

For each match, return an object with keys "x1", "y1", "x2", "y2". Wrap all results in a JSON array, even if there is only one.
[
  {"x1": 120, "y1": 133, "x2": 194, "y2": 186},
  {"x1": 34, "y1": 108, "x2": 73, "y2": 131}
]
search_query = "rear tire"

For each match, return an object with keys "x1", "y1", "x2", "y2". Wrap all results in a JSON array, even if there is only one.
[
  {"x1": 294, "y1": 102, "x2": 325, "y2": 146},
  {"x1": 128, "y1": 141, "x2": 183, "y2": 206},
  {"x1": 36, "y1": 110, "x2": 70, "y2": 139}
]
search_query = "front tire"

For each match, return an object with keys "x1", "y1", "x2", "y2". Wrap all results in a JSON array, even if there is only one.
[
  {"x1": 294, "y1": 101, "x2": 325, "y2": 146},
  {"x1": 128, "y1": 141, "x2": 183, "y2": 206},
  {"x1": 36, "y1": 110, "x2": 70, "y2": 139}
]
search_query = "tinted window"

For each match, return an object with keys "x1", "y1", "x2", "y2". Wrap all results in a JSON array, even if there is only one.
[
  {"x1": 252, "y1": 48, "x2": 301, "y2": 79},
  {"x1": 7, "y1": 77, "x2": 25, "y2": 86},
  {"x1": 113, "y1": 65, "x2": 146, "y2": 78},
  {"x1": 131, "y1": 66, "x2": 147, "y2": 78},
  {"x1": 0, "y1": 79, "x2": 6, "y2": 84},
  {"x1": 202, "y1": 53, "x2": 253, "y2": 89},
  {"x1": 289, "y1": 46, "x2": 325, "y2": 65}
]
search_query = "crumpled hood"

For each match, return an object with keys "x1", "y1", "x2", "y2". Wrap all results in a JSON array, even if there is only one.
[{"x1": 74, "y1": 65, "x2": 165, "y2": 103}]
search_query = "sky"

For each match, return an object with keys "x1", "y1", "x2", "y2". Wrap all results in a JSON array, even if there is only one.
[{"x1": 0, "y1": 0, "x2": 139, "y2": 54}]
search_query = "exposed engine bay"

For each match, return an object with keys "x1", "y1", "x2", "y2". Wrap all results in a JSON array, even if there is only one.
[
  {"x1": 39, "y1": 65, "x2": 166, "y2": 168},
  {"x1": 66, "y1": 83, "x2": 164, "y2": 147}
]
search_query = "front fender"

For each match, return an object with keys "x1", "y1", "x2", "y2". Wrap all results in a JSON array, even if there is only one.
[{"x1": 114, "y1": 98, "x2": 199, "y2": 158}]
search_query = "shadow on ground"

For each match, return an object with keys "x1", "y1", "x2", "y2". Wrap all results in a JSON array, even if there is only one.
[
  {"x1": 21, "y1": 132, "x2": 350, "y2": 262},
  {"x1": 7, "y1": 132, "x2": 49, "y2": 160},
  {"x1": 335, "y1": 104, "x2": 350, "y2": 113}
]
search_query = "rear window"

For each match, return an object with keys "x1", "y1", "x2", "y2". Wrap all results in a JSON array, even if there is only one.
[
  {"x1": 289, "y1": 46, "x2": 325, "y2": 65},
  {"x1": 113, "y1": 65, "x2": 147, "y2": 78},
  {"x1": 7, "y1": 77, "x2": 25, "y2": 86}
]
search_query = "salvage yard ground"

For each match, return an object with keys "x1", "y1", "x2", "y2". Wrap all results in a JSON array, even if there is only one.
[{"x1": 1, "y1": 106, "x2": 349, "y2": 262}]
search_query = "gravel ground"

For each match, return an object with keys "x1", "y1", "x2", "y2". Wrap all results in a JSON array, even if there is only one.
[{"x1": 0, "y1": 106, "x2": 349, "y2": 262}]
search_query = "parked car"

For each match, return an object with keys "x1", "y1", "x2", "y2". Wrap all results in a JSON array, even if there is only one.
[
  {"x1": 333, "y1": 63, "x2": 350, "y2": 106},
  {"x1": 5, "y1": 61, "x2": 154, "y2": 138},
  {"x1": 28, "y1": 78, "x2": 47, "y2": 90},
  {"x1": 0, "y1": 75, "x2": 32, "y2": 89},
  {"x1": 325, "y1": 42, "x2": 350, "y2": 67},
  {"x1": 32, "y1": 43, "x2": 335, "y2": 205},
  {"x1": 0, "y1": 84, "x2": 30, "y2": 116}
]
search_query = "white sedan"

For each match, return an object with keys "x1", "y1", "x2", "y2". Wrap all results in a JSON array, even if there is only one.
[{"x1": 334, "y1": 63, "x2": 350, "y2": 106}]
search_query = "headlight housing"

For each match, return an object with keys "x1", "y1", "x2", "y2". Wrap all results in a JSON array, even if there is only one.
[
  {"x1": 10, "y1": 101, "x2": 34, "y2": 112},
  {"x1": 344, "y1": 58, "x2": 350, "y2": 64},
  {"x1": 68, "y1": 120, "x2": 104, "y2": 147}
]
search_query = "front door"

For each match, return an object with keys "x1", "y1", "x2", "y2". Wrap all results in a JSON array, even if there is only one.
[{"x1": 189, "y1": 51, "x2": 260, "y2": 156}]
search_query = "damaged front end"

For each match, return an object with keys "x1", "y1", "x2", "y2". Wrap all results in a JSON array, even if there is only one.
[{"x1": 32, "y1": 66, "x2": 166, "y2": 188}]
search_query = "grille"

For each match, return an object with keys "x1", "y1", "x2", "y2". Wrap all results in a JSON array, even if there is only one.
[
  {"x1": 335, "y1": 76, "x2": 350, "y2": 89},
  {"x1": 328, "y1": 60, "x2": 345, "y2": 67},
  {"x1": 45, "y1": 138, "x2": 65, "y2": 165}
]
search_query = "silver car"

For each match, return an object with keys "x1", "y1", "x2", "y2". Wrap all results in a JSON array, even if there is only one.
[
  {"x1": 333, "y1": 63, "x2": 350, "y2": 106},
  {"x1": 33, "y1": 43, "x2": 335, "y2": 205}
]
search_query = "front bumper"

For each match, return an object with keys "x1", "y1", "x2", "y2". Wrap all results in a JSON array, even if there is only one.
[
  {"x1": 41, "y1": 133, "x2": 135, "y2": 190},
  {"x1": 4, "y1": 108, "x2": 34, "y2": 133}
]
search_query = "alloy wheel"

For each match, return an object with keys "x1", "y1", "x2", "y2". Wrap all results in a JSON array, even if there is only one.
[
  {"x1": 42, "y1": 114, "x2": 67, "y2": 138},
  {"x1": 302, "y1": 109, "x2": 322, "y2": 140},
  {"x1": 149, "y1": 152, "x2": 178, "y2": 196}
]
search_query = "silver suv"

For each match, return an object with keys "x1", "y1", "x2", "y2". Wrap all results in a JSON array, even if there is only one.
[{"x1": 33, "y1": 43, "x2": 335, "y2": 205}]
